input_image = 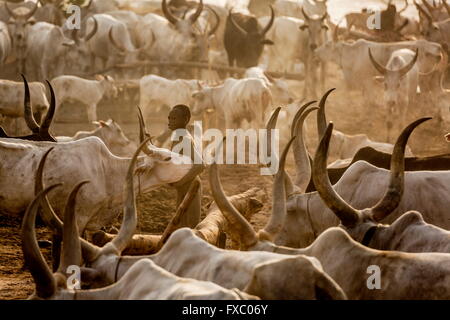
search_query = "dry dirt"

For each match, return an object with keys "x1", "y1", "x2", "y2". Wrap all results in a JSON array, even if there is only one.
[{"x1": 1, "y1": 62, "x2": 449, "y2": 300}]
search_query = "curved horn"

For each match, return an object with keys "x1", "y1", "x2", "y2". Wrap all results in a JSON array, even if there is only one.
[
  {"x1": 265, "y1": 107, "x2": 296, "y2": 195},
  {"x1": 84, "y1": 16, "x2": 98, "y2": 42},
  {"x1": 109, "y1": 137, "x2": 154, "y2": 254},
  {"x1": 302, "y1": 7, "x2": 311, "y2": 21},
  {"x1": 39, "y1": 80, "x2": 56, "y2": 138},
  {"x1": 21, "y1": 74, "x2": 40, "y2": 134},
  {"x1": 24, "y1": 1, "x2": 38, "y2": 20},
  {"x1": 368, "y1": 48, "x2": 389, "y2": 75},
  {"x1": 312, "y1": 122, "x2": 360, "y2": 227},
  {"x1": 189, "y1": 0, "x2": 203, "y2": 24},
  {"x1": 137, "y1": 106, "x2": 149, "y2": 144},
  {"x1": 291, "y1": 101, "x2": 317, "y2": 138},
  {"x1": 415, "y1": 1, "x2": 433, "y2": 23},
  {"x1": 265, "y1": 107, "x2": 281, "y2": 158},
  {"x1": 371, "y1": 117, "x2": 432, "y2": 221},
  {"x1": 317, "y1": 88, "x2": 336, "y2": 140},
  {"x1": 261, "y1": 5, "x2": 275, "y2": 36},
  {"x1": 0, "y1": 125, "x2": 9, "y2": 138},
  {"x1": 229, "y1": 10, "x2": 248, "y2": 37},
  {"x1": 398, "y1": 0, "x2": 409, "y2": 13},
  {"x1": 292, "y1": 107, "x2": 319, "y2": 192},
  {"x1": 398, "y1": 48, "x2": 419, "y2": 77},
  {"x1": 22, "y1": 185, "x2": 60, "y2": 299},
  {"x1": 209, "y1": 141, "x2": 259, "y2": 249},
  {"x1": 444, "y1": 0, "x2": 450, "y2": 16},
  {"x1": 207, "y1": 6, "x2": 220, "y2": 36},
  {"x1": 136, "y1": 107, "x2": 154, "y2": 156},
  {"x1": 4, "y1": 2, "x2": 18, "y2": 19},
  {"x1": 35, "y1": 149, "x2": 100, "y2": 262},
  {"x1": 258, "y1": 136, "x2": 296, "y2": 242},
  {"x1": 59, "y1": 181, "x2": 89, "y2": 273},
  {"x1": 108, "y1": 28, "x2": 126, "y2": 52},
  {"x1": 162, "y1": 0, "x2": 179, "y2": 25},
  {"x1": 422, "y1": 0, "x2": 435, "y2": 15}
]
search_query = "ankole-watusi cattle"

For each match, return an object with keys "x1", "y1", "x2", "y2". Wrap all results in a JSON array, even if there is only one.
[
  {"x1": 369, "y1": 48, "x2": 419, "y2": 140},
  {"x1": 56, "y1": 119, "x2": 137, "y2": 157},
  {"x1": 23, "y1": 155, "x2": 256, "y2": 300},
  {"x1": 209, "y1": 126, "x2": 450, "y2": 300},
  {"x1": 0, "y1": 135, "x2": 192, "y2": 233},
  {"x1": 263, "y1": 102, "x2": 450, "y2": 248},
  {"x1": 191, "y1": 77, "x2": 272, "y2": 130},
  {"x1": 312, "y1": 120, "x2": 450, "y2": 254},
  {"x1": 50, "y1": 74, "x2": 117, "y2": 122},
  {"x1": 37, "y1": 138, "x2": 347, "y2": 300},
  {"x1": 310, "y1": 89, "x2": 413, "y2": 162},
  {"x1": 0, "y1": 75, "x2": 56, "y2": 142},
  {"x1": 223, "y1": 5, "x2": 275, "y2": 68}
]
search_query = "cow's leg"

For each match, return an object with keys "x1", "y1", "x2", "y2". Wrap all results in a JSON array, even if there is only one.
[{"x1": 87, "y1": 104, "x2": 97, "y2": 122}]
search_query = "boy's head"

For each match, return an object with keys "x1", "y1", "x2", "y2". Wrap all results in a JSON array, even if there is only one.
[{"x1": 168, "y1": 104, "x2": 191, "y2": 131}]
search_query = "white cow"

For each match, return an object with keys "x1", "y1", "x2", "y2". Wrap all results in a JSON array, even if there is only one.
[
  {"x1": 0, "y1": 136, "x2": 192, "y2": 233},
  {"x1": 139, "y1": 74, "x2": 203, "y2": 119},
  {"x1": 245, "y1": 67, "x2": 294, "y2": 105},
  {"x1": 56, "y1": 119, "x2": 137, "y2": 157},
  {"x1": 191, "y1": 78, "x2": 272, "y2": 130},
  {"x1": 51, "y1": 75, "x2": 117, "y2": 122},
  {"x1": 369, "y1": 48, "x2": 419, "y2": 141}
]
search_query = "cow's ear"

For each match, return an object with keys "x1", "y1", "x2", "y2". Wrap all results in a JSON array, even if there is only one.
[
  {"x1": 95, "y1": 74, "x2": 104, "y2": 81},
  {"x1": 261, "y1": 39, "x2": 274, "y2": 45},
  {"x1": 374, "y1": 76, "x2": 384, "y2": 83},
  {"x1": 299, "y1": 25, "x2": 308, "y2": 31}
]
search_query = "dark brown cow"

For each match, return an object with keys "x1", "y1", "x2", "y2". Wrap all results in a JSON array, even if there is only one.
[{"x1": 223, "y1": 6, "x2": 274, "y2": 68}]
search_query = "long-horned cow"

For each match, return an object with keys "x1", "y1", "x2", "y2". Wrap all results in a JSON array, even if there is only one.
[
  {"x1": 369, "y1": 48, "x2": 419, "y2": 141},
  {"x1": 223, "y1": 5, "x2": 275, "y2": 68}
]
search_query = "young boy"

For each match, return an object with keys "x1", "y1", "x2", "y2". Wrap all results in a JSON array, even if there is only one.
[{"x1": 167, "y1": 104, "x2": 204, "y2": 228}]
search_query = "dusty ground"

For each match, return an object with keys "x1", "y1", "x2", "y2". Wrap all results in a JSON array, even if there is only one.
[{"x1": 1, "y1": 59, "x2": 449, "y2": 300}]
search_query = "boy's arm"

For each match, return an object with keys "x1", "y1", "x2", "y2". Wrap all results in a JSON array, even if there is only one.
[{"x1": 170, "y1": 138, "x2": 205, "y2": 188}]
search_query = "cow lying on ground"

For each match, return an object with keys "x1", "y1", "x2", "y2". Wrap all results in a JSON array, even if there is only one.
[
  {"x1": 37, "y1": 138, "x2": 347, "y2": 300},
  {"x1": 264, "y1": 103, "x2": 450, "y2": 248},
  {"x1": 209, "y1": 130, "x2": 450, "y2": 299},
  {"x1": 23, "y1": 183, "x2": 255, "y2": 300}
]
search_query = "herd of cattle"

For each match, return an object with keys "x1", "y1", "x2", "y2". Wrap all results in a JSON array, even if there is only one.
[{"x1": 1, "y1": 0, "x2": 450, "y2": 300}]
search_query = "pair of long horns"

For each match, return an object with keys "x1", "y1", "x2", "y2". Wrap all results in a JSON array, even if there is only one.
[
  {"x1": 22, "y1": 177, "x2": 87, "y2": 298},
  {"x1": 26, "y1": 137, "x2": 155, "y2": 299},
  {"x1": 210, "y1": 104, "x2": 318, "y2": 248},
  {"x1": 108, "y1": 26, "x2": 145, "y2": 53},
  {"x1": 368, "y1": 48, "x2": 419, "y2": 77},
  {"x1": 5, "y1": 2, "x2": 37, "y2": 20},
  {"x1": 72, "y1": 17, "x2": 98, "y2": 43},
  {"x1": 312, "y1": 117, "x2": 431, "y2": 227},
  {"x1": 229, "y1": 5, "x2": 275, "y2": 38},
  {"x1": 162, "y1": 0, "x2": 203, "y2": 25},
  {"x1": 5, "y1": 75, "x2": 57, "y2": 142},
  {"x1": 302, "y1": 7, "x2": 327, "y2": 22}
]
